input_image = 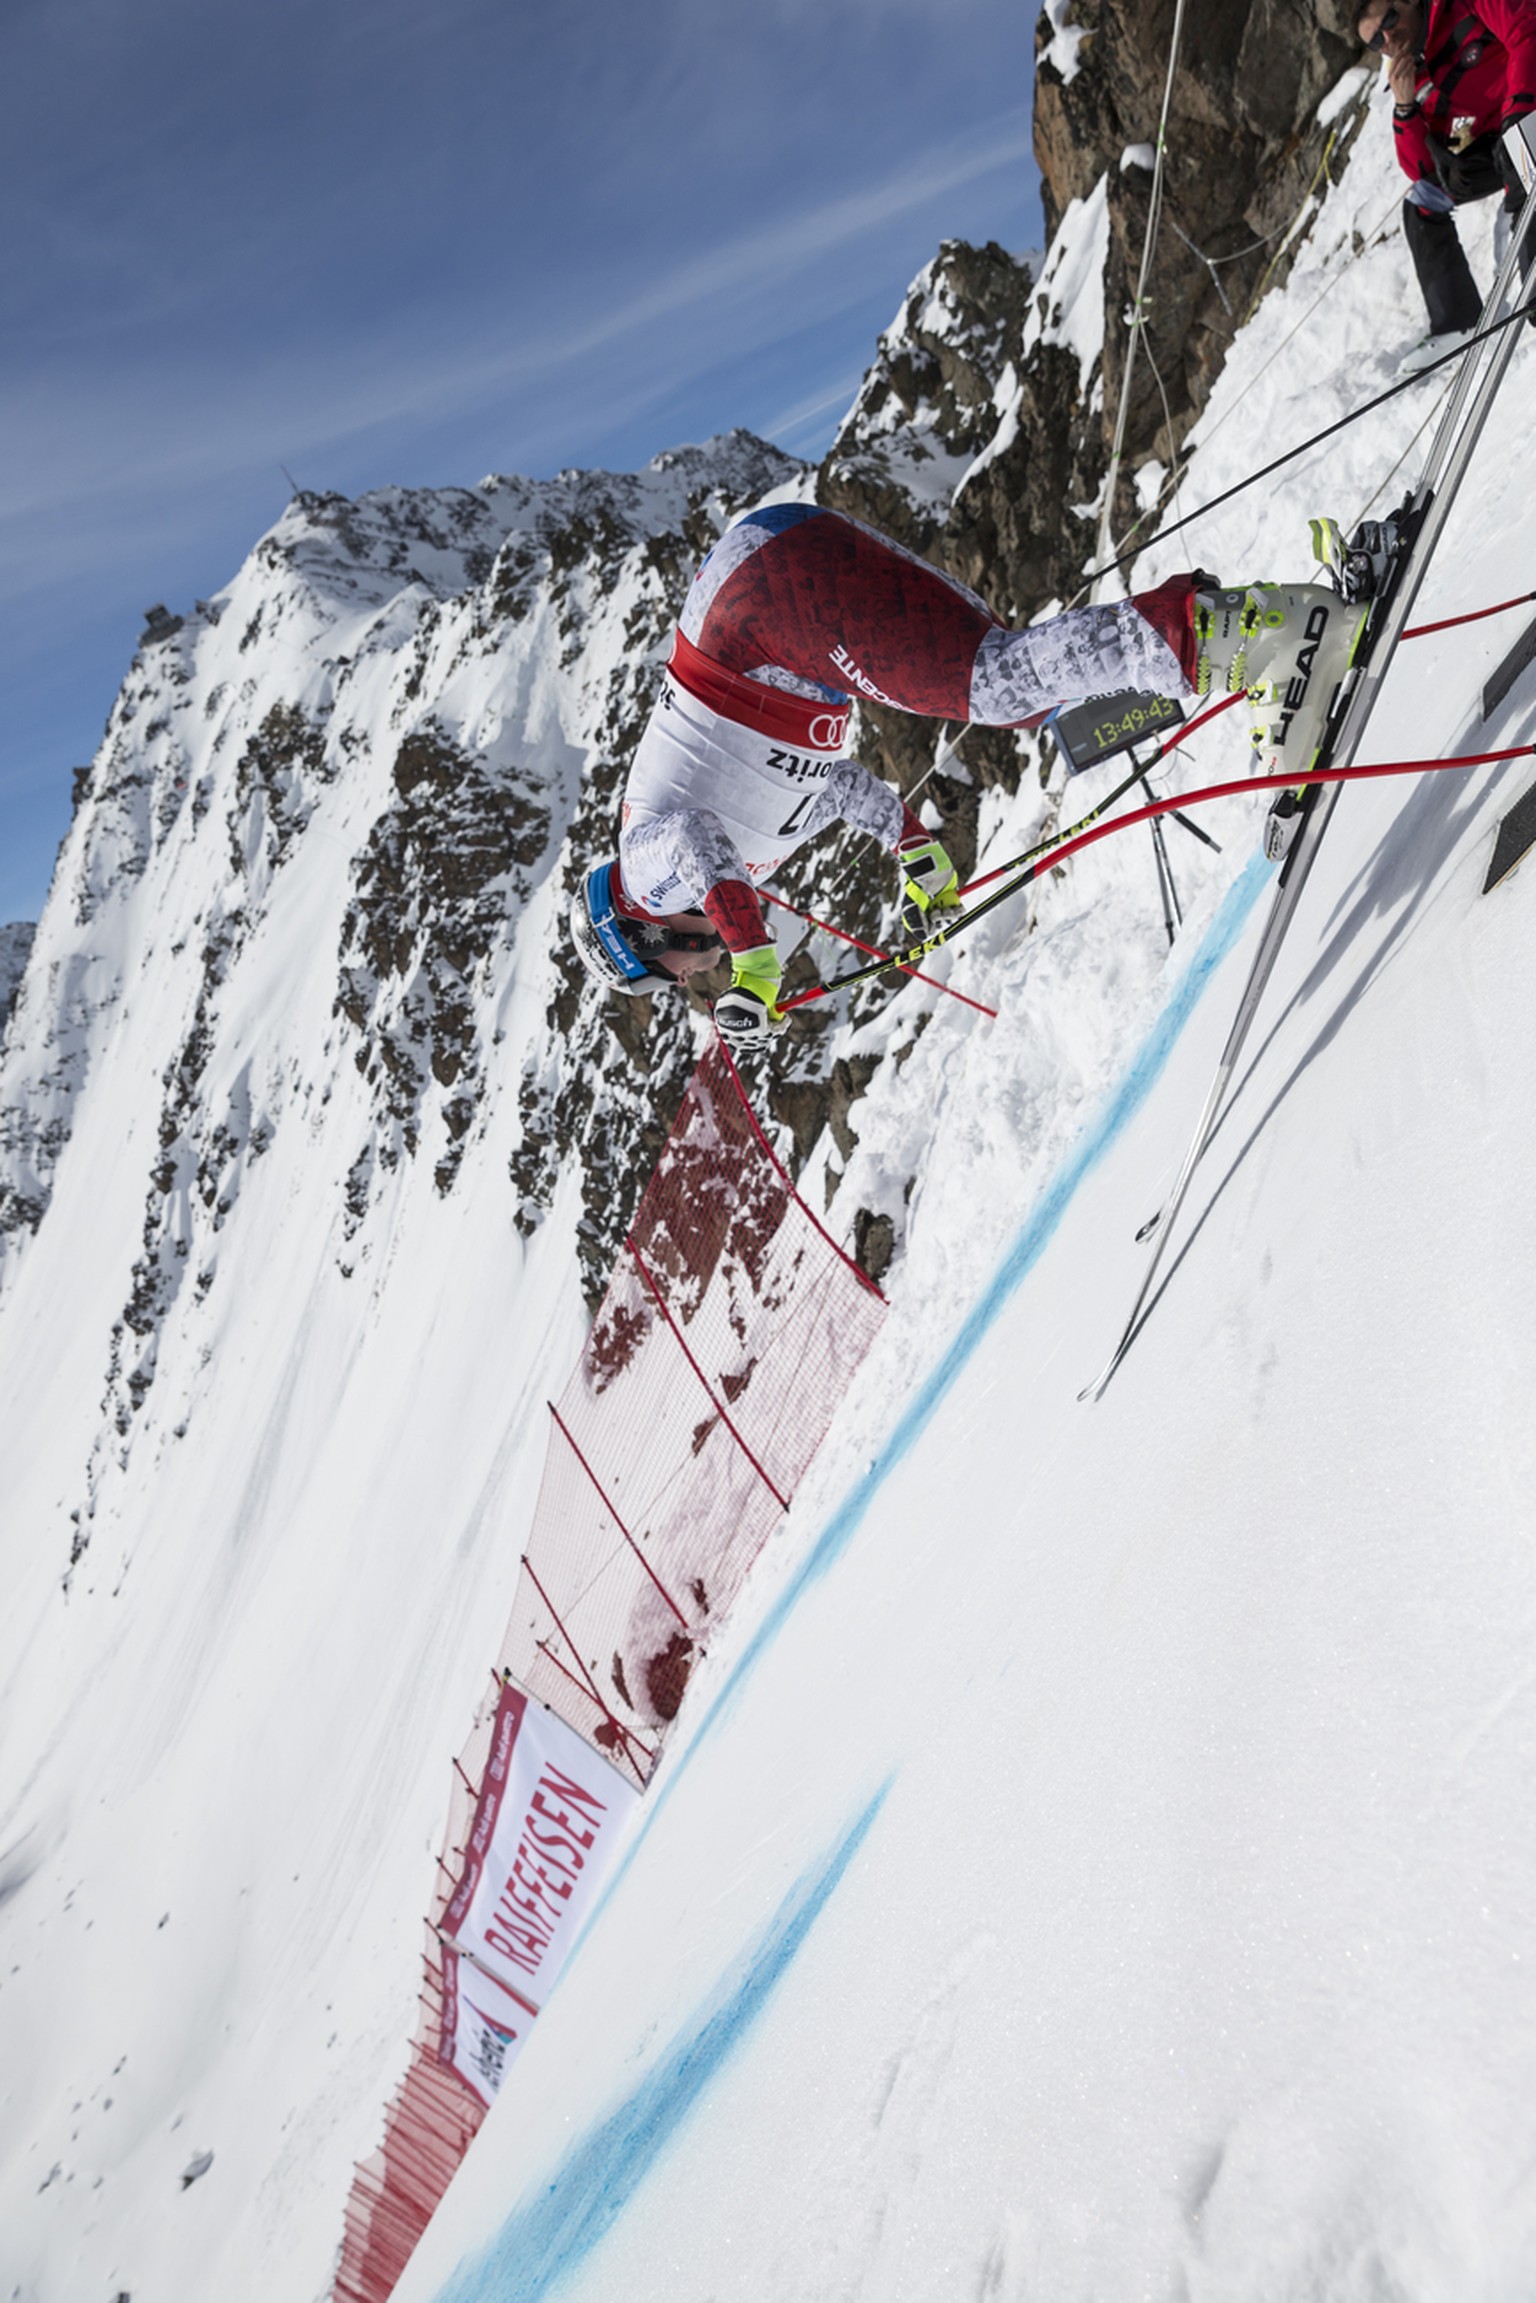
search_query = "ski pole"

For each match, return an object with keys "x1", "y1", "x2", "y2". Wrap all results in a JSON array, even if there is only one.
[
  {"x1": 957, "y1": 691, "x2": 1247, "y2": 903},
  {"x1": 758, "y1": 888, "x2": 998, "y2": 1018},
  {"x1": 780, "y1": 694, "x2": 1249, "y2": 1010},
  {"x1": 778, "y1": 742, "x2": 1535, "y2": 1013}
]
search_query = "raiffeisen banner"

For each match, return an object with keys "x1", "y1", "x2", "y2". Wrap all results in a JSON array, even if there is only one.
[
  {"x1": 439, "y1": 1679, "x2": 640, "y2": 2098},
  {"x1": 439, "y1": 1947, "x2": 539, "y2": 2106}
]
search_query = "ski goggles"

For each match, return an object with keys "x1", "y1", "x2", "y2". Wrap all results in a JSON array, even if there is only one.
[{"x1": 575, "y1": 862, "x2": 721, "y2": 993}]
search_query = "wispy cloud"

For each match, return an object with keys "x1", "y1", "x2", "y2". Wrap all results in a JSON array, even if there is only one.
[
  {"x1": 758, "y1": 376, "x2": 869, "y2": 452},
  {"x1": 3, "y1": 0, "x2": 1040, "y2": 915},
  {"x1": 459, "y1": 109, "x2": 1034, "y2": 397},
  {"x1": 1, "y1": 108, "x2": 1033, "y2": 590}
]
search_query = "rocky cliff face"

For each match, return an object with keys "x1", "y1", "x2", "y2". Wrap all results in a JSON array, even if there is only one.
[
  {"x1": 0, "y1": 0, "x2": 1374, "y2": 1497},
  {"x1": 1034, "y1": 0, "x2": 1363, "y2": 534},
  {"x1": 824, "y1": 6, "x2": 1363, "y2": 594},
  {"x1": 0, "y1": 436, "x2": 807, "y2": 1545},
  {"x1": 822, "y1": 0, "x2": 1368, "y2": 711},
  {"x1": 0, "y1": 924, "x2": 32, "y2": 1028}
]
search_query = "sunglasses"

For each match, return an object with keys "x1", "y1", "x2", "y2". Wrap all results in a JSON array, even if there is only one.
[{"x1": 1365, "y1": 4, "x2": 1404, "y2": 47}]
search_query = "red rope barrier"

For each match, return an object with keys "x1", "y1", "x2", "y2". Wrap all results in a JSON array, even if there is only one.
[
  {"x1": 1015, "y1": 744, "x2": 1536, "y2": 875},
  {"x1": 1404, "y1": 589, "x2": 1535, "y2": 639},
  {"x1": 712, "y1": 1037, "x2": 888, "y2": 1302},
  {"x1": 779, "y1": 742, "x2": 1534, "y2": 1012},
  {"x1": 520, "y1": 1557, "x2": 654, "y2": 1774},
  {"x1": 547, "y1": 1402, "x2": 692, "y2": 1632},
  {"x1": 626, "y1": 1234, "x2": 792, "y2": 1510},
  {"x1": 532, "y1": 1639, "x2": 654, "y2": 1779}
]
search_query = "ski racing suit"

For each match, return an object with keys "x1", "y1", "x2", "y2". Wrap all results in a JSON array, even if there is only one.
[{"x1": 616, "y1": 503, "x2": 1200, "y2": 953}]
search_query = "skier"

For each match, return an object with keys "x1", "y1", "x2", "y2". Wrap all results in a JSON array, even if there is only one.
[
  {"x1": 569, "y1": 504, "x2": 1355, "y2": 1045},
  {"x1": 1359, "y1": 0, "x2": 1536, "y2": 370}
]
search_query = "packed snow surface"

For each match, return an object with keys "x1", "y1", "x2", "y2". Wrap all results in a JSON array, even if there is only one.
[
  {"x1": 398, "y1": 95, "x2": 1536, "y2": 2303},
  {"x1": 4, "y1": 81, "x2": 1536, "y2": 2303}
]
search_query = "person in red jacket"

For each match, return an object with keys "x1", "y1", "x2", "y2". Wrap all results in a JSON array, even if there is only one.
[{"x1": 1359, "y1": 0, "x2": 1536, "y2": 367}]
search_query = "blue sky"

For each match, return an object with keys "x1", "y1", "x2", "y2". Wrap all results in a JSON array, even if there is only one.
[{"x1": 1, "y1": 0, "x2": 1041, "y2": 923}]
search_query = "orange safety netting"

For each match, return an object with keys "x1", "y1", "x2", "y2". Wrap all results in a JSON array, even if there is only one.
[
  {"x1": 330, "y1": 1039, "x2": 887, "y2": 2301},
  {"x1": 331, "y1": 1938, "x2": 486, "y2": 2303},
  {"x1": 497, "y1": 1038, "x2": 887, "y2": 1783}
]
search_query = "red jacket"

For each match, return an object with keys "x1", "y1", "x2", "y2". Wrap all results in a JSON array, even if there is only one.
[{"x1": 1392, "y1": 0, "x2": 1536, "y2": 179}]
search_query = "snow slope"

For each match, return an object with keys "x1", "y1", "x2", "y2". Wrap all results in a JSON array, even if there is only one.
[
  {"x1": 4, "y1": 77, "x2": 1536, "y2": 2303},
  {"x1": 0, "y1": 438, "x2": 802, "y2": 2299},
  {"x1": 385, "y1": 93, "x2": 1536, "y2": 2303}
]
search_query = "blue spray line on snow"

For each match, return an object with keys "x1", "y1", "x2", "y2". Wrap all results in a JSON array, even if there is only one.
[
  {"x1": 554, "y1": 846, "x2": 1273, "y2": 1944},
  {"x1": 425, "y1": 851, "x2": 1270, "y2": 2303},
  {"x1": 431, "y1": 1783, "x2": 890, "y2": 2303},
  {"x1": 621, "y1": 845, "x2": 1274, "y2": 1830}
]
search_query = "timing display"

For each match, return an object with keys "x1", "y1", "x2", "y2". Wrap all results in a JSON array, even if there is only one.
[{"x1": 1050, "y1": 690, "x2": 1184, "y2": 776}]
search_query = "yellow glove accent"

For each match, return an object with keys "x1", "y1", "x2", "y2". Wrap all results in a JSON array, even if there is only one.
[
  {"x1": 728, "y1": 943, "x2": 784, "y2": 1016},
  {"x1": 899, "y1": 836, "x2": 960, "y2": 915}
]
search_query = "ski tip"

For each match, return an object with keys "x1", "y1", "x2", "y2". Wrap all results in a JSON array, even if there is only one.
[{"x1": 1077, "y1": 1356, "x2": 1120, "y2": 1405}]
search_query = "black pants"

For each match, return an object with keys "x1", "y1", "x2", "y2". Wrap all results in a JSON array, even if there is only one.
[{"x1": 1404, "y1": 133, "x2": 1526, "y2": 336}]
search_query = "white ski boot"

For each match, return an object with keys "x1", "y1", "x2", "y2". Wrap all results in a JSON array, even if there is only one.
[{"x1": 1193, "y1": 580, "x2": 1368, "y2": 782}]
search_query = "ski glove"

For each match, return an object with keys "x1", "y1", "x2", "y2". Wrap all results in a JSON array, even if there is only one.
[
  {"x1": 713, "y1": 944, "x2": 786, "y2": 1047},
  {"x1": 898, "y1": 834, "x2": 960, "y2": 940}
]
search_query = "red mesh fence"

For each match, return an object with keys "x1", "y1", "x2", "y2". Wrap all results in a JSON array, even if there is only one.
[
  {"x1": 330, "y1": 1038, "x2": 886, "y2": 2300},
  {"x1": 331, "y1": 1938, "x2": 487, "y2": 2303},
  {"x1": 496, "y1": 1039, "x2": 887, "y2": 1782}
]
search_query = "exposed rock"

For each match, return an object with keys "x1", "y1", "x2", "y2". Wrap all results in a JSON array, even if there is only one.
[
  {"x1": 853, "y1": 1207, "x2": 896, "y2": 1286},
  {"x1": 1033, "y1": 0, "x2": 1366, "y2": 530},
  {"x1": 3, "y1": 4, "x2": 1377, "y2": 1544},
  {"x1": 0, "y1": 924, "x2": 33, "y2": 1033},
  {"x1": 338, "y1": 717, "x2": 551, "y2": 1196}
]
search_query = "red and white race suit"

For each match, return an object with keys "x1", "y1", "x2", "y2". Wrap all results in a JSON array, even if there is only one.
[{"x1": 618, "y1": 504, "x2": 1197, "y2": 949}]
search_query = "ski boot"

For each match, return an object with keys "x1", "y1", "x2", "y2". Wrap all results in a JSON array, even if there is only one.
[{"x1": 1194, "y1": 579, "x2": 1369, "y2": 855}]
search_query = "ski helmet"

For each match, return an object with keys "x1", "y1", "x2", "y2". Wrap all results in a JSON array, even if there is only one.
[{"x1": 569, "y1": 860, "x2": 718, "y2": 995}]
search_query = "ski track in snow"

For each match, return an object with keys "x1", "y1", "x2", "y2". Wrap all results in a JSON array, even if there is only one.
[
  {"x1": 612, "y1": 853, "x2": 1273, "y2": 1848},
  {"x1": 396, "y1": 851, "x2": 1271, "y2": 2300}
]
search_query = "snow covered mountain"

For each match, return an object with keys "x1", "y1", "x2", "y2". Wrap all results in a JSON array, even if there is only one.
[
  {"x1": 0, "y1": 432, "x2": 821, "y2": 2291},
  {"x1": 6, "y1": 37, "x2": 1536, "y2": 2303}
]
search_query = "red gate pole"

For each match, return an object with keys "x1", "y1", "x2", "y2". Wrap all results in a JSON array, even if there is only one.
[
  {"x1": 626, "y1": 1234, "x2": 790, "y2": 1509},
  {"x1": 547, "y1": 1403, "x2": 693, "y2": 1632},
  {"x1": 519, "y1": 1555, "x2": 655, "y2": 1773}
]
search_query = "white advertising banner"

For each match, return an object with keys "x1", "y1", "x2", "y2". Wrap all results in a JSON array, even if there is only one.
[
  {"x1": 439, "y1": 1946, "x2": 538, "y2": 2107},
  {"x1": 438, "y1": 1679, "x2": 639, "y2": 2099}
]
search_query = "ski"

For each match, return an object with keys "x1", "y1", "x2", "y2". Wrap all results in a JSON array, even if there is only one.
[{"x1": 1080, "y1": 122, "x2": 1536, "y2": 1403}]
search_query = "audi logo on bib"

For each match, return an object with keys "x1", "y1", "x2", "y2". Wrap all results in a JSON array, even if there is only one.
[{"x1": 810, "y1": 711, "x2": 848, "y2": 750}]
